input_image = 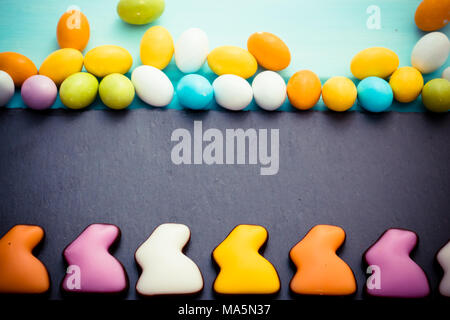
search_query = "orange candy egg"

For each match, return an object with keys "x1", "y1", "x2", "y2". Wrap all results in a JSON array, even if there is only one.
[
  {"x1": 415, "y1": 0, "x2": 450, "y2": 32},
  {"x1": 287, "y1": 70, "x2": 322, "y2": 110},
  {"x1": 57, "y1": 9, "x2": 90, "y2": 51},
  {"x1": 247, "y1": 32, "x2": 291, "y2": 71},
  {"x1": 0, "y1": 52, "x2": 38, "y2": 87}
]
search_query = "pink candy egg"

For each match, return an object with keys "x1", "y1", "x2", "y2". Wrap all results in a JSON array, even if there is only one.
[{"x1": 21, "y1": 75, "x2": 57, "y2": 110}]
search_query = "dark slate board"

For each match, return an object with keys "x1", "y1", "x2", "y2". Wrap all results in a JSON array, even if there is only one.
[{"x1": 0, "y1": 108, "x2": 449, "y2": 300}]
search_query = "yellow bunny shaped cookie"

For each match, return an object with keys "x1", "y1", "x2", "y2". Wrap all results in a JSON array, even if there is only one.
[{"x1": 212, "y1": 225, "x2": 280, "y2": 294}]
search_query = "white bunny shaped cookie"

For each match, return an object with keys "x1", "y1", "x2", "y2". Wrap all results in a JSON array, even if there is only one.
[{"x1": 135, "y1": 223, "x2": 203, "y2": 296}]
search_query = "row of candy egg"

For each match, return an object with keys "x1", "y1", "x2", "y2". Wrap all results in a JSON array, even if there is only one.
[
  {"x1": 410, "y1": 0, "x2": 450, "y2": 111},
  {"x1": 137, "y1": 25, "x2": 450, "y2": 113},
  {"x1": 0, "y1": 8, "x2": 93, "y2": 107},
  {"x1": 0, "y1": 49, "x2": 447, "y2": 113},
  {"x1": 1, "y1": 223, "x2": 449, "y2": 298},
  {"x1": 0, "y1": 7, "x2": 90, "y2": 107},
  {"x1": 138, "y1": 27, "x2": 290, "y2": 111},
  {"x1": 301, "y1": 33, "x2": 450, "y2": 113},
  {"x1": 0, "y1": 27, "x2": 288, "y2": 111},
  {"x1": 1, "y1": 18, "x2": 449, "y2": 112}
]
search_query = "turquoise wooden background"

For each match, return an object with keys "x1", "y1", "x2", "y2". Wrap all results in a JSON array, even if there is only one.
[{"x1": 0, "y1": 0, "x2": 448, "y2": 111}]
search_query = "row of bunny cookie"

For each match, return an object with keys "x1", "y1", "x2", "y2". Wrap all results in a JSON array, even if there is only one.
[{"x1": 0, "y1": 223, "x2": 449, "y2": 298}]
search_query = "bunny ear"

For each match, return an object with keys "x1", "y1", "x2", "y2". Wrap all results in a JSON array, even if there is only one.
[{"x1": 0, "y1": 225, "x2": 50, "y2": 294}]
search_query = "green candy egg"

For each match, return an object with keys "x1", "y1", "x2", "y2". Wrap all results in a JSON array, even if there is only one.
[
  {"x1": 60, "y1": 72, "x2": 98, "y2": 110},
  {"x1": 117, "y1": 0, "x2": 165, "y2": 25},
  {"x1": 422, "y1": 79, "x2": 450, "y2": 113},
  {"x1": 99, "y1": 73, "x2": 135, "y2": 110}
]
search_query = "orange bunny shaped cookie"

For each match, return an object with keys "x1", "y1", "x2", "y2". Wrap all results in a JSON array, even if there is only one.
[
  {"x1": 212, "y1": 225, "x2": 280, "y2": 294},
  {"x1": 0, "y1": 225, "x2": 50, "y2": 294},
  {"x1": 290, "y1": 225, "x2": 356, "y2": 295}
]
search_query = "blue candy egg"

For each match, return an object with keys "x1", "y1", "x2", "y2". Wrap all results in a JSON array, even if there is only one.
[
  {"x1": 357, "y1": 76, "x2": 393, "y2": 112},
  {"x1": 176, "y1": 74, "x2": 214, "y2": 110}
]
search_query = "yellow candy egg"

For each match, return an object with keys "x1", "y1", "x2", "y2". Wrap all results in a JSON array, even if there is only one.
[
  {"x1": 322, "y1": 76, "x2": 357, "y2": 112},
  {"x1": 140, "y1": 26, "x2": 173, "y2": 70},
  {"x1": 389, "y1": 67, "x2": 424, "y2": 103},
  {"x1": 207, "y1": 46, "x2": 257, "y2": 79},
  {"x1": 350, "y1": 47, "x2": 399, "y2": 80},
  {"x1": 84, "y1": 45, "x2": 133, "y2": 78},
  {"x1": 38, "y1": 49, "x2": 83, "y2": 86}
]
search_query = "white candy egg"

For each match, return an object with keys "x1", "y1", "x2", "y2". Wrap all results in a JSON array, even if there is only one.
[
  {"x1": 0, "y1": 71, "x2": 15, "y2": 106},
  {"x1": 213, "y1": 74, "x2": 253, "y2": 111},
  {"x1": 411, "y1": 32, "x2": 450, "y2": 74},
  {"x1": 443, "y1": 67, "x2": 450, "y2": 81},
  {"x1": 175, "y1": 28, "x2": 209, "y2": 73},
  {"x1": 131, "y1": 65, "x2": 174, "y2": 107},
  {"x1": 252, "y1": 71, "x2": 286, "y2": 111}
]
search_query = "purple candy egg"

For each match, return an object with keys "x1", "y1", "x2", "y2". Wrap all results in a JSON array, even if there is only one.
[{"x1": 21, "y1": 75, "x2": 57, "y2": 110}]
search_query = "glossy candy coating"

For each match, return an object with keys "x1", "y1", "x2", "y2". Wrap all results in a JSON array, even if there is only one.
[
  {"x1": 62, "y1": 224, "x2": 128, "y2": 293},
  {"x1": 117, "y1": 0, "x2": 165, "y2": 25},
  {"x1": 0, "y1": 70, "x2": 15, "y2": 106},
  {"x1": 252, "y1": 71, "x2": 286, "y2": 111},
  {"x1": 357, "y1": 76, "x2": 393, "y2": 112},
  {"x1": 415, "y1": 0, "x2": 450, "y2": 32},
  {"x1": 39, "y1": 48, "x2": 84, "y2": 86},
  {"x1": 213, "y1": 74, "x2": 253, "y2": 111},
  {"x1": 176, "y1": 74, "x2": 213, "y2": 110},
  {"x1": 437, "y1": 240, "x2": 450, "y2": 297},
  {"x1": 175, "y1": 28, "x2": 209, "y2": 73},
  {"x1": 99, "y1": 73, "x2": 135, "y2": 110},
  {"x1": 443, "y1": 67, "x2": 450, "y2": 81},
  {"x1": 351, "y1": 47, "x2": 399, "y2": 80},
  {"x1": 213, "y1": 225, "x2": 280, "y2": 294},
  {"x1": 57, "y1": 9, "x2": 90, "y2": 51},
  {"x1": 411, "y1": 32, "x2": 450, "y2": 74},
  {"x1": 140, "y1": 26, "x2": 174, "y2": 70},
  {"x1": 59, "y1": 72, "x2": 99, "y2": 110},
  {"x1": 247, "y1": 32, "x2": 291, "y2": 71},
  {"x1": 0, "y1": 52, "x2": 38, "y2": 87},
  {"x1": 84, "y1": 45, "x2": 133, "y2": 78},
  {"x1": 135, "y1": 223, "x2": 203, "y2": 296},
  {"x1": 21, "y1": 75, "x2": 57, "y2": 110},
  {"x1": 364, "y1": 228, "x2": 430, "y2": 298},
  {"x1": 421, "y1": 78, "x2": 450, "y2": 113},
  {"x1": 0, "y1": 225, "x2": 50, "y2": 294},
  {"x1": 389, "y1": 67, "x2": 423, "y2": 103},
  {"x1": 322, "y1": 76, "x2": 357, "y2": 112},
  {"x1": 131, "y1": 65, "x2": 174, "y2": 107},
  {"x1": 290, "y1": 225, "x2": 357, "y2": 296},
  {"x1": 207, "y1": 46, "x2": 257, "y2": 79},
  {"x1": 287, "y1": 70, "x2": 321, "y2": 110}
]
